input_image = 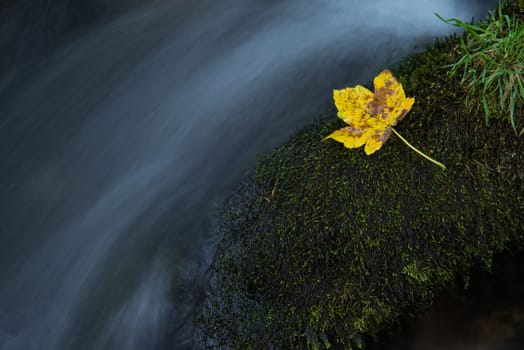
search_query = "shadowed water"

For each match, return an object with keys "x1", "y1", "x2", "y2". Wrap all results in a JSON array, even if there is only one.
[
  {"x1": 368, "y1": 252, "x2": 524, "y2": 350},
  {"x1": 0, "y1": 0, "x2": 497, "y2": 349}
]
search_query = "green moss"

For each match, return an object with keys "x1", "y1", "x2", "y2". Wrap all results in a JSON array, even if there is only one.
[{"x1": 199, "y1": 2, "x2": 524, "y2": 349}]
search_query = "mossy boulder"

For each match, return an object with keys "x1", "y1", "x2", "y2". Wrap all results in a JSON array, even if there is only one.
[{"x1": 198, "y1": 4, "x2": 524, "y2": 349}]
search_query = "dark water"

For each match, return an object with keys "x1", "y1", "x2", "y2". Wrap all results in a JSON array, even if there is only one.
[
  {"x1": 369, "y1": 251, "x2": 524, "y2": 350},
  {"x1": 0, "y1": 0, "x2": 499, "y2": 349}
]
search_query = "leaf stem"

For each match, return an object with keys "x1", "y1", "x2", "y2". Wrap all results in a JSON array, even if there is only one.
[{"x1": 390, "y1": 127, "x2": 446, "y2": 170}]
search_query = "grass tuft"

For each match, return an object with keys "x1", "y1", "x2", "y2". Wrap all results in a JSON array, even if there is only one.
[{"x1": 436, "y1": 3, "x2": 524, "y2": 132}]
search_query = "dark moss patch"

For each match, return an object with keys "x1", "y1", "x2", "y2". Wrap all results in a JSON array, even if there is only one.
[{"x1": 198, "y1": 3, "x2": 524, "y2": 349}]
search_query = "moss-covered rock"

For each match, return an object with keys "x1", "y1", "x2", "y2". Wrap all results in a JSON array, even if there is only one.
[{"x1": 199, "y1": 3, "x2": 524, "y2": 349}]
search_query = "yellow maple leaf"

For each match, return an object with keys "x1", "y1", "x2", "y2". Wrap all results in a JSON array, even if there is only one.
[
  {"x1": 326, "y1": 70, "x2": 414, "y2": 155},
  {"x1": 324, "y1": 69, "x2": 445, "y2": 169}
]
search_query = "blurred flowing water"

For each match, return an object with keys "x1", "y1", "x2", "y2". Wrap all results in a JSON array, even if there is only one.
[{"x1": 0, "y1": 0, "x2": 498, "y2": 349}]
